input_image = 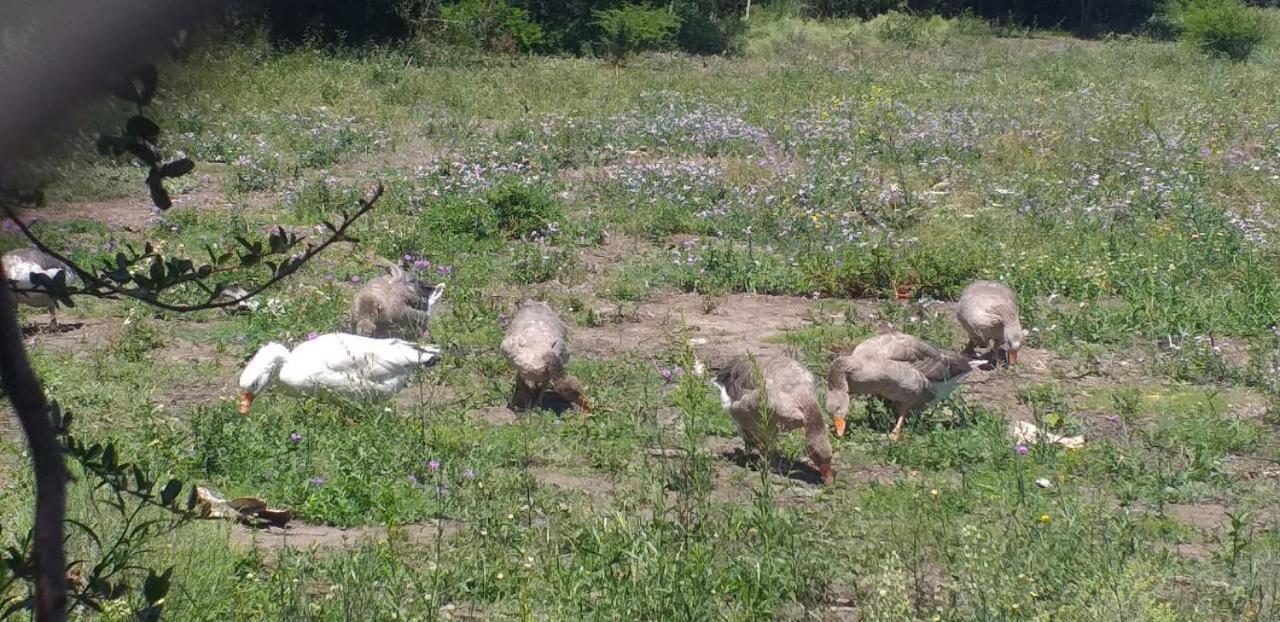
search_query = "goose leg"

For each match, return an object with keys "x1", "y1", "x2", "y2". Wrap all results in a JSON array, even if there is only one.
[
  {"x1": 731, "y1": 409, "x2": 766, "y2": 461},
  {"x1": 887, "y1": 404, "x2": 909, "y2": 442},
  {"x1": 48, "y1": 305, "x2": 58, "y2": 330},
  {"x1": 511, "y1": 376, "x2": 538, "y2": 411}
]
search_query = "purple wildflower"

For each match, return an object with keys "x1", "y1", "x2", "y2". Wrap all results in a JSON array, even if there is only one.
[
  {"x1": 463, "y1": 469, "x2": 476, "y2": 480},
  {"x1": 413, "y1": 259, "x2": 431, "y2": 271},
  {"x1": 428, "y1": 459, "x2": 441, "y2": 472},
  {"x1": 350, "y1": 275, "x2": 361, "y2": 284},
  {"x1": 309, "y1": 476, "x2": 326, "y2": 487},
  {"x1": 289, "y1": 432, "x2": 302, "y2": 443},
  {"x1": 436, "y1": 265, "x2": 452, "y2": 276},
  {"x1": 660, "y1": 367, "x2": 674, "y2": 383},
  {"x1": 403, "y1": 254, "x2": 415, "y2": 263},
  {"x1": 307, "y1": 331, "x2": 319, "y2": 340},
  {"x1": 1016, "y1": 445, "x2": 1029, "y2": 456}
]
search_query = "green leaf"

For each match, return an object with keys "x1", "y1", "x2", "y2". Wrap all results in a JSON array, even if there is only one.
[
  {"x1": 147, "y1": 174, "x2": 172, "y2": 210},
  {"x1": 159, "y1": 479, "x2": 183, "y2": 506},
  {"x1": 142, "y1": 568, "x2": 172, "y2": 603},
  {"x1": 125, "y1": 116, "x2": 161, "y2": 142},
  {"x1": 159, "y1": 158, "x2": 195, "y2": 178},
  {"x1": 125, "y1": 140, "x2": 159, "y2": 167}
]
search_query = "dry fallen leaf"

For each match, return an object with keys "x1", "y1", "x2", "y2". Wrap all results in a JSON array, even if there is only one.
[{"x1": 196, "y1": 486, "x2": 293, "y2": 528}]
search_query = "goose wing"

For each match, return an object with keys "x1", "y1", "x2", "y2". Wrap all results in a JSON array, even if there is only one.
[
  {"x1": 501, "y1": 302, "x2": 568, "y2": 373},
  {"x1": 872, "y1": 333, "x2": 977, "y2": 382},
  {"x1": 957, "y1": 281, "x2": 1016, "y2": 328},
  {"x1": 281, "y1": 334, "x2": 438, "y2": 396}
]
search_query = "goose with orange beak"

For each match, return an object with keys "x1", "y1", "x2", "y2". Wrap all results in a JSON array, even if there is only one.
[
  {"x1": 711, "y1": 353, "x2": 834, "y2": 485},
  {"x1": 237, "y1": 333, "x2": 440, "y2": 414},
  {"x1": 827, "y1": 332, "x2": 991, "y2": 441},
  {"x1": 500, "y1": 300, "x2": 591, "y2": 413},
  {"x1": 955, "y1": 280, "x2": 1023, "y2": 367}
]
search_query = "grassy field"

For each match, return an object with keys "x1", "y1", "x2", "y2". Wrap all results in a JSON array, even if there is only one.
[{"x1": 4, "y1": 14, "x2": 1280, "y2": 620}]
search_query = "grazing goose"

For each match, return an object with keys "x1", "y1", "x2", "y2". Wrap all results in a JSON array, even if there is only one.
[
  {"x1": 237, "y1": 333, "x2": 440, "y2": 414},
  {"x1": 2, "y1": 247, "x2": 77, "y2": 327},
  {"x1": 500, "y1": 300, "x2": 590, "y2": 412},
  {"x1": 955, "y1": 280, "x2": 1023, "y2": 365},
  {"x1": 713, "y1": 353, "x2": 834, "y2": 484},
  {"x1": 827, "y1": 332, "x2": 991, "y2": 441},
  {"x1": 352, "y1": 258, "x2": 445, "y2": 340}
]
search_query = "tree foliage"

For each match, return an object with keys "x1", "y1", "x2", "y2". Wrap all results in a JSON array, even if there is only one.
[{"x1": 593, "y1": 4, "x2": 684, "y2": 62}]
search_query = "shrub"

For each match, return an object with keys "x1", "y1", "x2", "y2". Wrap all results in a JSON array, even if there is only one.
[
  {"x1": 438, "y1": 0, "x2": 544, "y2": 54},
  {"x1": 593, "y1": 4, "x2": 683, "y2": 63},
  {"x1": 1178, "y1": 0, "x2": 1267, "y2": 60},
  {"x1": 676, "y1": 10, "x2": 745, "y2": 55},
  {"x1": 874, "y1": 10, "x2": 928, "y2": 43},
  {"x1": 811, "y1": 0, "x2": 903, "y2": 19}
]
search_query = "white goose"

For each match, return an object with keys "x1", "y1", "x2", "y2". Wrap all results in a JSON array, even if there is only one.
[
  {"x1": 2, "y1": 247, "x2": 78, "y2": 327},
  {"x1": 237, "y1": 333, "x2": 440, "y2": 414}
]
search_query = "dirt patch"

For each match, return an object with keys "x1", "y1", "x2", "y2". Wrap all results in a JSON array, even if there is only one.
[
  {"x1": 157, "y1": 336, "x2": 232, "y2": 365},
  {"x1": 531, "y1": 466, "x2": 615, "y2": 500},
  {"x1": 156, "y1": 377, "x2": 234, "y2": 413},
  {"x1": 229, "y1": 519, "x2": 462, "y2": 558},
  {"x1": 23, "y1": 316, "x2": 121, "y2": 355},
  {"x1": 16, "y1": 197, "x2": 157, "y2": 232},
  {"x1": 1165, "y1": 503, "x2": 1232, "y2": 531},
  {"x1": 575, "y1": 292, "x2": 823, "y2": 364},
  {"x1": 1170, "y1": 542, "x2": 1217, "y2": 561},
  {"x1": 470, "y1": 405, "x2": 519, "y2": 426},
  {"x1": 1223, "y1": 389, "x2": 1271, "y2": 421},
  {"x1": 1224, "y1": 454, "x2": 1280, "y2": 480},
  {"x1": 839, "y1": 463, "x2": 910, "y2": 487},
  {"x1": 960, "y1": 344, "x2": 1176, "y2": 430},
  {"x1": 576, "y1": 230, "x2": 652, "y2": 279}
]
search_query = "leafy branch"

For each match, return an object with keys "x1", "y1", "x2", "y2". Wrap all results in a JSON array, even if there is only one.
[
  {"x1": 0, "y1": 402, "x2": 196, "y2": 620},
  {"x1": 1, "y1": 183, "x2": 380, "y2": 312}
]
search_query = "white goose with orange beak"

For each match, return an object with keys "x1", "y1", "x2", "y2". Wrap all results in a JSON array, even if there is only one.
[{"x1": 237, "y1": 333, "x2": 440, "y2": 414}]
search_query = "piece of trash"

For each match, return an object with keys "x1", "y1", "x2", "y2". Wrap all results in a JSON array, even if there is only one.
[
  {"x1": 1035, "y1": 477, "x2": 1053, "y2": 489},
  {"x1": 1009, "y1": 420, "x2": 1085, "y2": 449},
  {"x1": 195, "y1": 486, "x2": 292, "y2": 528}
]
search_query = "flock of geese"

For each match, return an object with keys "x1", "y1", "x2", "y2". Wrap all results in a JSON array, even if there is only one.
[{"x1": 5, "y1": 246, "x2": 1024, "y2": 485}]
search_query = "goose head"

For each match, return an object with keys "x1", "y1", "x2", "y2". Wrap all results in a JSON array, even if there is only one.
[
  {"x1": 238, "y1": 342, "x2": 290, "y2": 414},
  {"x1": 803, "y1": 401, "x2": 835, "y2": 484},
  {"x1": 1003, "y1": 319, "x2": 1025, "y2": 366},
  {"x1": 825, "y1": 362, "x2": 853, "y2": 438}
]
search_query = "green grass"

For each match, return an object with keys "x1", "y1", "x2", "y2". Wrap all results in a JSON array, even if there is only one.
[{"x1": 5, "y1": 14, "x2": 1280, "y2": 620}]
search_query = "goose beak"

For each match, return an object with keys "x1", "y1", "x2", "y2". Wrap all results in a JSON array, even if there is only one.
[
  {"x1": 819, "y1": 464, "x2": 834, "y2": 485},
  {"x1": 1007, "y1": 350, "x2": 1018, "y2": 366},
  {"x1": 239, "y1": 390, "x2": 255, "y2": 415},
  {"x1": 575, "y1": 395, "x2": 592, "y2": 412},
  {"x1": 833, "y1": 416, "x2": 847, "y2": 438}
]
